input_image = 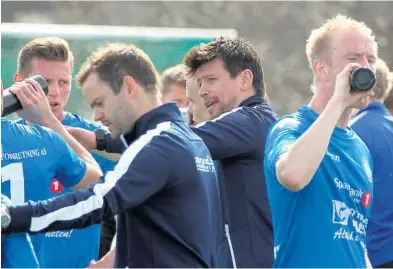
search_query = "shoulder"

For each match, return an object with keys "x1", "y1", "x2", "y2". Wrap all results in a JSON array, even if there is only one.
[
  {"x1": 6, "y1": 120, "x2": 56, "y2": 141},
  {"x1": 197, "y1": 103, "x2": 277, "y2": 129},
  {"x1": 268, "y1": 113, "x2": 304, "y2": 139},
  {"x1": 64, "y1": 113, "x2": 102, "y2": 131}
]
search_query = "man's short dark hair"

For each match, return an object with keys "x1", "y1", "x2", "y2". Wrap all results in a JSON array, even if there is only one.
[
  {"x1": 183, "y1": 37, "x2": 266, "y2": 97},
  {"x1": 76, "y1": 43, "x2": 160, "y2": 94},
  {"x1": 17, "y1": 37, "x2": 74, "y2": 76}
]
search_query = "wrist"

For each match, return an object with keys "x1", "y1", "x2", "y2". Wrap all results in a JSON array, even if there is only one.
[
  {"x1": 95, "y1": 128, "x2": 106, "y2": 151},
  {"x1": 327, "y1": 96, "x2": 346, "y2": 113},
  {"x1": 1, "y1": 205, "x2": 11, "y2": 229},
  {"x1": 42, "y1": 114, "x2": 62, "y2": 129}
]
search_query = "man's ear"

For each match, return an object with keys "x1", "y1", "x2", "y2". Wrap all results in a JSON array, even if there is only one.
[
  {"x1": 314, "y1": 59, "x2": 328, "y2": 82},
  {"x1": 123, "y1": 75, "x2": 138, "y2": 99},
  {"x1": 14, "y1": 73, "x2": 23, "y2": 83},
  {"x1": 240, "y1": 69, "x2": 253, "y2": 92}
]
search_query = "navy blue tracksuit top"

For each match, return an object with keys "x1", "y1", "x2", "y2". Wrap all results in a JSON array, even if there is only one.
[
  {"x1": 192, "y1": 95, "x2": 277, "y2": 268},
  {"x1": 5, "y1": 104, "x2": 221, "y2": 268}
]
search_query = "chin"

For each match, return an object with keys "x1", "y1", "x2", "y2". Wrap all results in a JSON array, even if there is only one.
[{"x1": 110, "y1": 130, "x2": 120, "y2": 140}]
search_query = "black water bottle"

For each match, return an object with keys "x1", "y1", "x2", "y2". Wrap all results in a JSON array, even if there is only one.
[
  {"x1": 2, "y1": 75, "x2": 49, "y2": 116},
  {"x1": 350, "y1": 67, "x2": 376, "y2": 92}
]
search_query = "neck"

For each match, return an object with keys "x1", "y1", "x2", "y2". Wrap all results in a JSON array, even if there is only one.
[
  {"x1": 135, "y1": 94, "x2": 162, "y2": 119},
  {"x1": 57, "y1": 111, "x2": 66, "y2": 122},
  {"x1": 235, "y1": 90, "x2": 255, "y2": 107},
  {"x1": 309, "y1": 85, "x2": 352, "y2": 129}
]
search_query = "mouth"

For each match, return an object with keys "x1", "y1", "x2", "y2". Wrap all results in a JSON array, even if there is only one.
[
  {"x1": 49, "y1": 102, "x2": 60, "y2": 109},
  {"x1": 102, "y1": 122, "x2": 112, "y2": 130},
  {"x1": 204, "y1": 100, "x2": 217, "y2": 110}
]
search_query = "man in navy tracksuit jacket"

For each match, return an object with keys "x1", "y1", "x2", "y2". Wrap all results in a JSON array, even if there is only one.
[
  {"x1": 85, "y1": 38, "x2": 278, "y2": 267},
  {"x1": 2, "y1": 44, "x2": 221, "y2": 268}
]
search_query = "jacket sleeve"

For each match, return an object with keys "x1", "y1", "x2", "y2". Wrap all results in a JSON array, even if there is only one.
[
  {"x1": 191, "y1": 107, "x2": 271, "y2": 160},
  {"x1": 104, "y1": 131, "x2": 127, "y2": 154},
  {"x1": 5, "y1": 133, "x2": 171, "y2": 235}
]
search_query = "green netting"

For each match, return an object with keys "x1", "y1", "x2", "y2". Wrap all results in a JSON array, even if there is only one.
[{"x1": 1, "y1": 27, "x2": 229, "y2": 118}]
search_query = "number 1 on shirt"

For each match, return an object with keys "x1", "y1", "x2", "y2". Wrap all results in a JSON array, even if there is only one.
[{"x1": 2, "y1": 162, "x2": 25, "y2": 204}]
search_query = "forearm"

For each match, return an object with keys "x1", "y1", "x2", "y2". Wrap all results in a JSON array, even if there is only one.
[
  {"x1": 276, "y1": 99, "x2": 345, "y2": 191},
  {"x1": 3, "y1": 188, "x2": 105, "y2": 234}
]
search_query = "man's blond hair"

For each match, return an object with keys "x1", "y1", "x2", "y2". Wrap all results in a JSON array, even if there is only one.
[
  {"x1": 306, "y1": 14, "x2": 377, "y2": 85},
  {"x1": 159, "y1": 64, "x2": 187, "y2": 96},
  {"x1": 384, "y1": 74, "x2": 393, "y2": 113}
]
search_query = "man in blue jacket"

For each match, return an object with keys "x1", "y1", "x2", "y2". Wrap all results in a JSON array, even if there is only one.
[
  {"x1": 350, "y1": 58, "x2": 393, "y2": 268},
  {"x1": 69, "y1": 37, "x2": 278, "y2": 268},
  {"x1": 2, "y1": 43, "x2": 221, "y2": 268},
  {"x1": 183, "y1": 37, "x2": 277, "y2": 268}
]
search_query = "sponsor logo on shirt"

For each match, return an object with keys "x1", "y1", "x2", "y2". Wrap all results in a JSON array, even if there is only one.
[
  {"x1": 334, "y1": 178, "x2": 363, "y2": 199},
  {"x1": 332, "y1": 200, "x2": 368, "y2": 243},
  {"x1": 50, "y1": 178, "x2": 64, "y2": 194},
  {"x1": 326, "y1": 150, "x2": 340, "y2": 163},
  {"x1": 45, "y1": 229, "x2": 74, "y2": 238},
  {"x1": 195, "y1": 155, "x2": 216, "y2": 173},
  {"x1": 362, "y1": 191, "x2": 371, "y2": 208},
  {"x1": 362, "y1": 157, "x2": 373, "y2": 183}
]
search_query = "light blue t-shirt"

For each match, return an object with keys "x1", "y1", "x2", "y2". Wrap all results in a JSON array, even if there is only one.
[
  {"x1": 1, "y1": 118, "x2": 88, "y2": 268},
  {"x1": 2, "y1": 234, "x2": 39, "y2": 268},
  {"x1": 264, "y1": 105, "x2": 374, "y2": 268}
]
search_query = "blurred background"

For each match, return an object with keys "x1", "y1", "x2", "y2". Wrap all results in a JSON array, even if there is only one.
[{"x1": 2, "y1": 1, "x2": 393, "y2": 118}]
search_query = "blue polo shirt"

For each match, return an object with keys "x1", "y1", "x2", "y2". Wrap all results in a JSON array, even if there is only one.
[{"x1": 350, "y1": 102, "x2": 393, "y2": 267}]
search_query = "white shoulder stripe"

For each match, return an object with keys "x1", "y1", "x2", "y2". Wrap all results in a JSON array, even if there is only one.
[
  {"x1": 195, "y1": 107, "x2": 243, "y2": 128},
  {"x1": 30, "y1": 121, "x2": 172, "y2": 232}
]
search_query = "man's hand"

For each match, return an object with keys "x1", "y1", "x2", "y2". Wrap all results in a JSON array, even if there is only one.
[
  {"x1": 67, "y1": 127, "x2": 97, "y2": 151},
  {"x1": 9, "y1": 78, "x2": 56, "y2": 126},
  {"x1": 331, "y1": 63, "x2": 375, "y2": 110},
  {"x1": 1, "y1": 194, "x2": 12, "y2": 230}
]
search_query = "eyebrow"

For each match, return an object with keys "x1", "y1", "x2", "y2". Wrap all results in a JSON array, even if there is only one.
[
  {"x1": 343, "y1": 52, "x2": 376, "y2": 58},
  {"x1": 89, "y1": 99, "x2": 101, "y2": 109},
  {"x1": 198, "y1": 74, "x2": 215, "y2": 80}
]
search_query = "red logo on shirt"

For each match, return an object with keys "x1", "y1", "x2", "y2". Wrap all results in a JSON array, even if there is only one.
[
  {"x1": 362, "y1": 191, "x2": 371, "y2": 208},
  {"x1": 50, "y1": 178, "x2": 64, "y2": 194}
]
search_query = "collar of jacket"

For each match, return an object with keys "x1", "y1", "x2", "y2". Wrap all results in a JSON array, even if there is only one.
[
  {"x1": 239, "y1": 94, "x2": 266, "y2": 107},
  {"x1": 121, "y1": 103, "x2": 183, "y2": 147},
  {"x1": 354, "y1": 101, "x2": 390, "y2": 117}
]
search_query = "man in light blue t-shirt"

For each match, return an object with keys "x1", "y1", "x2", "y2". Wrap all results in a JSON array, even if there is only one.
[
  {"x1": 11, "y1": 37, "x2": 115, "y2": 268},
  {"x1": 264, "y1": 15, "x2": 376, "y2": 268}
]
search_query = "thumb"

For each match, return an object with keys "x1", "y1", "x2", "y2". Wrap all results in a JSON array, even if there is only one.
[{"x1": 341, "y1": 63, "x2": 362, "y2": 77}]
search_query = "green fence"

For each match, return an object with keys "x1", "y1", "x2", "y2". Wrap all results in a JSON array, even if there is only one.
[{"x1": 1, "y1": 23, "x2": 237, "y2": 119}]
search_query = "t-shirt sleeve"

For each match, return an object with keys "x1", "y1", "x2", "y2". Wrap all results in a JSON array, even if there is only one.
[
  {"x1": 264, "y1": 117, "x2": 303, "y2": 177},
  {"x1": 48, "y1": 130, "x2": 87, "y2": 188}
]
